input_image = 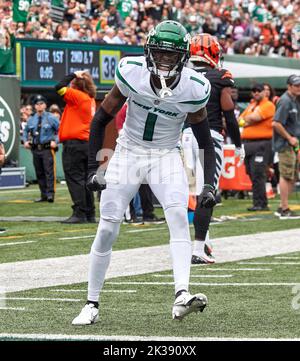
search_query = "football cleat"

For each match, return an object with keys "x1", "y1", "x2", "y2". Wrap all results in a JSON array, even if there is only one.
[
  {"x1": 191, "y1": 254, "x2": 215, "y2": 264},
  {"x1": 172, "y1": 292, "x2": 207, "y2": 321},
  {"x1": 72, "y1": 303, "x2": 99, "y2": 326},
  {"x1": 204, "y1": 241, "x2": 213, "y2": 257}
]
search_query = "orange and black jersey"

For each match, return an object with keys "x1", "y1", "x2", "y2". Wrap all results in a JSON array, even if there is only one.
[{"x1": 196, "y1": 67, "x2": 235, "y2": 132}]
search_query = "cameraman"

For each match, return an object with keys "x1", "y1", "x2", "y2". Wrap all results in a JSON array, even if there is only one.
[{"x1": 23, "y1": 95, "x2": 59, "y2": 203}]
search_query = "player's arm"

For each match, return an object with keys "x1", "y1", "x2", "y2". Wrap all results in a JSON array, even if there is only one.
[
  {"x1": 55, "y1": 70, "x2": 87, "y2": 95},
  {"x1": 221, "y1": 87, "x2": 242, "y2": 148},
  {"x1": 187, "y1": 108, "x2": 216, "y2": 208},
  {"x1": 241, "y1": 107, "x2": 263, "y2": 126},
  {"x1": 55, "y1": 73, "x2": 76, "y2": 95},
  {"x1": 87, "y1": 85, "x2": 127, "y2": 191}
]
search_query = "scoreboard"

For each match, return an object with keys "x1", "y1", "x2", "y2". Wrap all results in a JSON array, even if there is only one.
[{"x1": 15, "y1": 39, "x2": 143, "y2": 90}]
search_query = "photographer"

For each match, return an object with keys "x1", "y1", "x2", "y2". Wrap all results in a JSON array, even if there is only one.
[{"x1": 23, "y1": 95, "x2": 59, "y2": 203}]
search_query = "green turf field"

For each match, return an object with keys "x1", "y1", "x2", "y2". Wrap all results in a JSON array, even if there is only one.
[{"x1": 0, "y1": 184, "x2": 300, "y2": 340}]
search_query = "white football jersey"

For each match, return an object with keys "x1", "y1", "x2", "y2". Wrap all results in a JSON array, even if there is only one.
[{"x1": 115, "y1": 56, "x2": 211, "y2": 149}]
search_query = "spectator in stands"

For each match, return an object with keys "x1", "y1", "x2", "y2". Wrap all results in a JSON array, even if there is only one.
[
  {"x1": 0, "y1": 0, "x2": 299, "y2": 58},
  {"x1": 239, "y1": 83, "x2": 275, "y2": 211},
  {"x1": 145, "y1": 0, "x2": 164, "y2": 22},
  {"x1": 273, "y1": 74, "x2": 300, "y2": 218},
  {"x1": 94, "y1": 28, "x2": 107, "y2": 43},
  {"x1": 106, "y1": 1, "x2": 122, "y2": 29},
  {"x1": 67, "y1": 19, "x2": 80, "y2": 40},
  {"x1": 23, "y1": 95, "x2": 59, "y2": 203},
  {"x1": 55, "y1": 70, "x2": 97, "y2": 224},
  {"x1": 64, "y1": 0, "x2": 78, "y2": 23}
]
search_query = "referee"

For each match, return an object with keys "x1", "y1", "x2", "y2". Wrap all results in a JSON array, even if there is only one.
[{"x1": 23, "y1": 95, "x2": 59, "y2": 203}]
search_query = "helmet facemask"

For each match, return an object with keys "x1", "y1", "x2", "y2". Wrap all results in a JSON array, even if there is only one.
[
  {"x1": 144, "y1": 21, "x2": 190, "y2": 97},
  {"x1": 147, "y1": 47, "x2": 188, "y2": 79}
]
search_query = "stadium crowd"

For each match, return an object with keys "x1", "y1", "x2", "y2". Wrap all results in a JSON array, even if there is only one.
[{"x1": 0, "y1": 0, "x2": 300, "y2": 58}]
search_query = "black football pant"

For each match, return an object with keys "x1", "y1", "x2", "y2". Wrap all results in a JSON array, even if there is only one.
[
  {"x1": 32, "y1": 148, "x2": 56, "y2": 199},
  {"x1": 193, "y1": 136, "x2": 223, "y2": 241},
  {"x1": 243, "y1": 139, "x2": 272, "y2": 208},
  {"x1": 62, "y1": 140, "x2": 95, "y2": 219},
  {"x1": 139, "y1": 184, "x2": 155, "y2": 219}
]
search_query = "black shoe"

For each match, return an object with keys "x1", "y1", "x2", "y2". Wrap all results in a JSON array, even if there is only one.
[
  {"x1": 131, "y1": 216, "x2": 144, "y2": 224},
  {"x1": 279, "y1": 209, "x2": 300, "y2": 219},
  {"x1": 34, "y1": 197, "x2": 47, "y2": 203},
  {"x1": 86, "y1": 217, "x2": 97, "y2": 223},
  {"x1": 143, "y1": 215, "x2": 165, "y2": 224},
  {"x1": 61, "y1": 216, "x2": 87, "y2": 224},
  {"x1": 0, "y1": 228, "x2": 6, "y2": 234},
  {"x1": 47, "y1": 197, "x2": 54, "y2": 203},
  {"x1": 274, "y1": 207, "x2": 282, "y2": 217},
  {"x1": 247, "y1": 206, "x2": 270, "y2": 211},
  {"x1": 191, "y1": 254, "x2": 215, "y2": 265}
]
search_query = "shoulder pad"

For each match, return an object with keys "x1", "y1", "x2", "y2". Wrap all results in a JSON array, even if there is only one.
[
  {"x1": 115, "y1": 56, "x2": 144, "y2": 96},
  {"x1": 206, "y1": 68, "x2": 235, "y2": 88}
]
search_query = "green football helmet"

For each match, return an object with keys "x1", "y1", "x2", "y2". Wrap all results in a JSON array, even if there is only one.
[{"x1": 144, "y1": 20, "x2": 191, "y2": 79}]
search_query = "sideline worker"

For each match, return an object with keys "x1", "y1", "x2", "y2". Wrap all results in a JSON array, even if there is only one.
[
  {"x1": 23, "y1": 95, "x2": 59, "y2": 203},
  {"x1": 273, "y1": 74, "x2": 300, "y2": 218},
  {"x1": 239, "y1": 83, "x2": 275, "y2": 211},
  {"x1": 55, "y1": 70, "x2": 97, "y2": 224}
]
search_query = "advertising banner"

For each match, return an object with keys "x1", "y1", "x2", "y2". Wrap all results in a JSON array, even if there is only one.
[
  {"x1": 219, "y1": 145, "x2": 252, "y2": 191},
  {"x1": 0, "y1": 76, "x2": 21, "y2": 164}
]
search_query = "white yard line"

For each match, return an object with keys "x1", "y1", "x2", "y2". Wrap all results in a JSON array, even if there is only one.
[
  {"x1": 192, "y1": 268, "x2": 272, "y2": 271},
  {"x1": 59, "y1": 235, "x2": 95, "y2": 240},
  {"x1": 238, "y1": 262, "x2": 300, "y2": 265},
  {"x1": 0, "y1": 228, "x2": 299, "y2": 293},
  {"x1": 106, "y1": 281, "x2": 299, "y2": 286},
  {"x1": 0, "y1": 307, "x2": 25, "y2": 311},
  {"x1": 1, "y1": 333, "x2": 300, "y2": 341},
  {"x1": 126, "y1": 227, "x2": 165, "y2": 233},
  {"x1": 274, "y1": 256, "x2": 300, "y2": 259},
  {"x1": 0, "y1": 297, "x2": 82, "y2": 302},
  {"x1": 153, "y1": 274, "x2": 233, "y2": 278},
  {"x1": 51, "y1": 289, "x2": 137, "y2": 293},
  {"x1": 0, "y1": 241, "x2": 36, "y2": 247}
]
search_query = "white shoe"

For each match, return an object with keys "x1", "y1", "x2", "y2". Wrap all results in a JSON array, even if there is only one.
[
  {"x1": 172, "y1": 292, "x2": 207, "y2": 321},
  {"x1": 72, "y1": 303, "x2": 99, "y2": 325}
]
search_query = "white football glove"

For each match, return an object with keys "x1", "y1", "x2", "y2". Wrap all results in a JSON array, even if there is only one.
[{"x1": 235, "y1": 144, "x2": 245, "y2": 167}]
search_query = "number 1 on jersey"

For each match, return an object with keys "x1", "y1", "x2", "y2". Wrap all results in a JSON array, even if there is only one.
[{"x1": 143, "y1": 112, "x2": 158, "y2": 141}]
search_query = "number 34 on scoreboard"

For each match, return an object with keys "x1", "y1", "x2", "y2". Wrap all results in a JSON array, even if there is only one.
[{"x1": 100, "y1": 50, "x2": 121, "y2": 85}]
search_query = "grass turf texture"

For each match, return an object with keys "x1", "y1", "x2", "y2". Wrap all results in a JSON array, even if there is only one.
[
  {"x1": 0, "y1": 252, "x2": 300, "y2": 338},
  {"x1": 1, "y1": 184, "x2": 300, "y2": 263},
  {"x1": 1, "y1": 184, "x2": 300, "y2": 339}
]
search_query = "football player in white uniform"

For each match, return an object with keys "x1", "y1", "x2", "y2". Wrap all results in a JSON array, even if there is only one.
[{"x1": 72, "y1": 20, "x2": 217, "y2": 325}]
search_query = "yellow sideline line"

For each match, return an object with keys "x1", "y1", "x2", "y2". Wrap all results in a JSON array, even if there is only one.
[{"x1": 0, "y1": 228, "x2": 92, "y2": 240}]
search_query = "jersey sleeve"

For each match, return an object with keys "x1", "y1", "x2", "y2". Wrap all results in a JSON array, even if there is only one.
[
  {"x1": 212, "y1": 68, "x2": 235, "y2": 88},
  {"x1": 115, "y1": 57, "x2": 139, "y2": 98},
  {"x1": 182, "y1": 75, "x2": 211, "y2": 113}
]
